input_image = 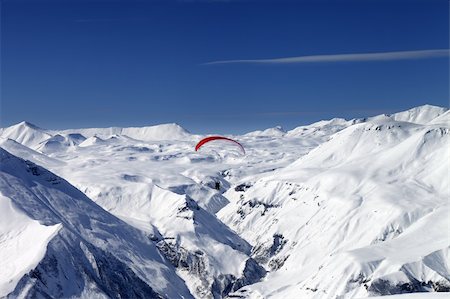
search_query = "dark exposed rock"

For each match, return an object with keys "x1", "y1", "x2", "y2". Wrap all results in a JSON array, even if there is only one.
[
  {"x1": 252, "y1": 233, "x2": 287, "y2": 265},
  {"x1": 368, "y1": 278, "x2": 450, "y2": 296},
  {"x1": 24, "y1": 161, "x2": 63, "y2": 184},
  {"x1": 156, "y1": 241, "x2": 208, "y2": 277},
  {"x1": 156, "y1": 238, "x2": 266, "y2": 299},
  {"x1": 231, "y1": 258, "x2": 267, "y2": 292},
  {"x1": 234, "y1": 183, "x2": 253, "y2": 192},
  {"x1": 268, "y1": 255, "x2": 289, "y2": 271},
  {"x1": 212, "y1": 258, "x2": 266, "y2": 299},
  {"x1": 237, "y1": 199, "x2": 279, "y2": 219},
  {"x1": 212, "y1": 274, "x2": 235, "y2": 298}
]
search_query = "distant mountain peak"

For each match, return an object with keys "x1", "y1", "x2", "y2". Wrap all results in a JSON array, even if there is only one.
[
  {"x1": 0, "y1": 121, "x2": 52, "y2": 149},
  {"x1": 14, "y1": 121, "x2": 43, "y2": 130},
  {"x1": 244, "y1": 126, "x2": 286, "y2": 137},
  {"x1": 387, "y1": 104, "x2": 448, "y2": 125}
]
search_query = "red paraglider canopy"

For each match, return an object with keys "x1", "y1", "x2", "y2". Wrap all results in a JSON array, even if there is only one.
[{"x1": 195, "y1": 136, "x2": 245, "y2": 154}]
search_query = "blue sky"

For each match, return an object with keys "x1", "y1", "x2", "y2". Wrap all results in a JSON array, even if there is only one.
[{"x1": 1, "y1": 0, "x2": 449, "y2": 134}]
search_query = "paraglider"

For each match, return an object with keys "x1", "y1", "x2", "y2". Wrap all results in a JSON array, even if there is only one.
[{"x1": 195, "y1": 136, "x2": 245, "y2": 155}]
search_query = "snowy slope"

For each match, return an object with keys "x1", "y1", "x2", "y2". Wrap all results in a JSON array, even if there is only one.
[
  {"x1": 218, "y1": 110, "x2": 450, "y2": 298},
  {"x1": 0, "y1": 122, "x2": 52, "y2": 149},
  {"x1": 0, "y1": 137, "x2": 64, "y2": 168},
  {"x1": 1, "y1": 104, "x2": 448, "y2": 298},
  {"x1": 245, "y1": 126, "x2": 286, "y2": 137},
  {"x1": 287, "y1": 117, "x2": 355, "y2": 138},
  {"x1": 0, "y1": 122, "x2": 194, "y2": 152},
  {"x1": 36, "y1": 133, "x2": 86, "y2": 153},
  {"x1": 367, "y1": 293, "x2": 450, "y2": 299},
  {"x1": 59, "y1": 123, "x2": 194, "y2": 141},
  {"x1": 0, "y1": 195, "x2": 61, "y2": 297},
  {"x1": 428, "y1": 110, "x2": 450, "y2": 126},
  {"x1": 0, "y1": 148, "x2": 192, "y2": 298},
  {"x1": 25, "y1": 137, "x2": 265, "y2": 297},
  {"x1": 388, "y1": 104, "x2": 447, "y2": 124}
]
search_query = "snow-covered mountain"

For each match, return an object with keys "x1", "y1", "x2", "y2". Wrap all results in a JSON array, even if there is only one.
[
  {"x1": 245, "y1": 126, "x2": 286, "y2": 137},
  {"x1": 218, "y1": 112, "x2": 450, "y2": 298},
  {"x1": 0, "y1": 104, "x2": 448, "y2": 298},
  {"x1": 58, "y1": 123, "x2": 194, "y2": 141},
  {"x1": 0, "y1": 148, "x2": 192, "y2": 298},
  {"x1": 378, "y1": 104, "x2": 447, "y2": 124},
  {"x1": 0, "y1": 121, "x2": 52, "y2": 149},
  {"x1": 36, "y1": 133, "x2": 86, "y2": 153}
]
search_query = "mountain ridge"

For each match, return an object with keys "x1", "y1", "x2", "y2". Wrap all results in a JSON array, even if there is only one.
[{"x1": 0, "y1": 104, "x2": 448, "y2": 298}]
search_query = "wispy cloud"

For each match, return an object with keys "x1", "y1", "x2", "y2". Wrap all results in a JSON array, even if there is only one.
[
  {"x1": 205, "y1": 49, "x2": 450, "y2": 65},
  {"x1": 75, "y1": 17, "x2": 149, "y2": 23},
  {"x1": 75, "y1": 18, "x2": 122, "y2": 23}
]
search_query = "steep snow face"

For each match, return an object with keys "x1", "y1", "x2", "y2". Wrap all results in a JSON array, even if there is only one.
[
  {"x1": 138, "y1": 185, "x2": 261, "y2": 297},
  {"x1": 218, "y1": 116, "x2": 450, "y2": 298},
  {"x1": 0, "y1": 148, "x2": 192, "y2": 298},
  {"x1": 0, "y1": 195, "x2": 61, "y2": 297}
]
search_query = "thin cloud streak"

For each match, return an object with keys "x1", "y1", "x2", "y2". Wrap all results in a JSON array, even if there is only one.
[
  {"x1": 205, "y1": 49, "x2": 450, "y2": 65},
  {"x1": 75, "y1": 17, "x2": 150, "y2": 23}
]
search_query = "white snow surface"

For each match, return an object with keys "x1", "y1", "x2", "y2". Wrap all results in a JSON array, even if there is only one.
[
  {"x1": 0, "y1": 147, "x2": 192, "y2": 298},
  {"x1": 0, "y1": 122, "x2": 52, "y2": 149},
  {"x1": 58, "y1": 123, "x2": 193, "y2": 141},
  {"x1": 0, "y1": 195, "x2": 61, "y2": 297},
  {"x1": 367, "y1": 293, "x2": 450, "y2": 298},
  {"x1": 1, "y1": 104, "x2": 449, "y2": 298}
]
